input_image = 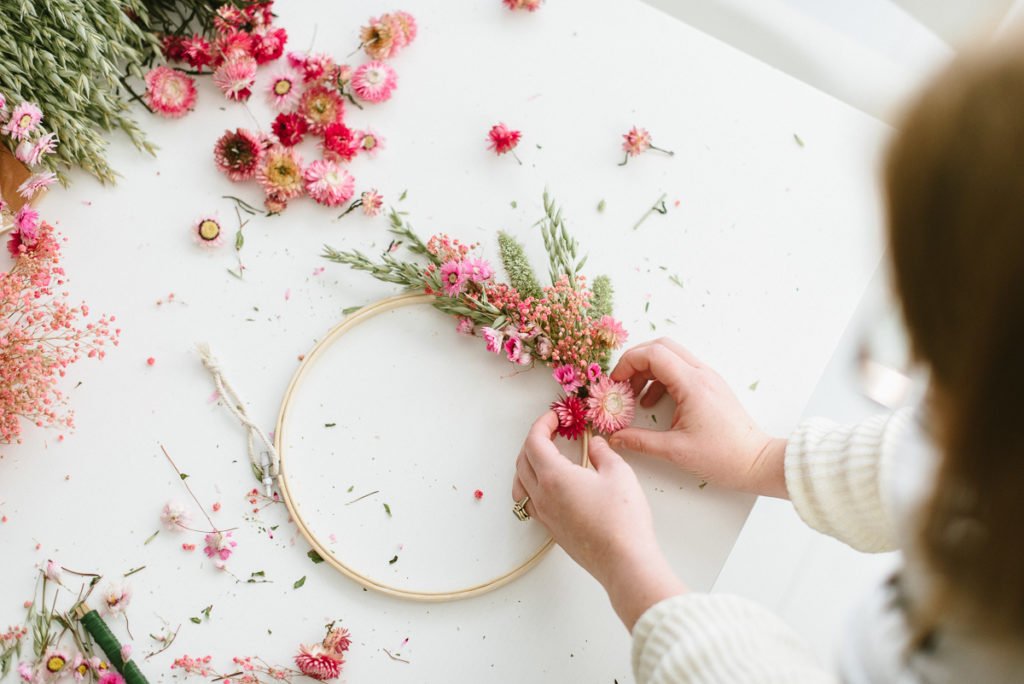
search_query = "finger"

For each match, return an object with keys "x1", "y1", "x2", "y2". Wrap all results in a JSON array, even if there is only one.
[
  {"x1": 609, "y1": 426, "x2": 682, "y2": 459},
  {"x1": 524, "y1": 411, "x2": 571, "y2": 474},
  {"x1": 588, "y1": 436, "x2": 625, "y2": 472},
  {"x1": 640, "y1": 381, "x2": 666, "y2": 407},
  {"x1": 652, "y1": 338, "x2": 704, "y2": 368},
  {"x1": 610, "y1": 345, "x2": 695, "y2": 403},
  {"x1": 516, "y1": 448, "x2": 538, "y2": 491}
]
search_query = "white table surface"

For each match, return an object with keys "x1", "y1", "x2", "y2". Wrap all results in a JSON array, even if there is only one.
[{"x1": 0, "y1": 0, "x2": 889, "y2": 681}]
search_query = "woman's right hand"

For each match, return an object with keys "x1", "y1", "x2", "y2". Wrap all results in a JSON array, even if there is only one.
[{"x1": 608, "y1": 338, "x2": 789, "y2": 498}]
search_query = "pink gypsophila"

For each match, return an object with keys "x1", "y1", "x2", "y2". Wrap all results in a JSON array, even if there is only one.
[
  {"x1": 213, "y1": 54, "x2": 258, "y2": 102},
  {"x1": 144, "y1": 67, "x2": 196, "y2": 118},
  {"x1": 351, "y1": 61, "x2": 397, "y2": 104},
  {"x1": 586, "y1": 376, "x2": 636, "y2": 434},
  {"x1": 303, "y1": 159, "x2": 355, "y2": 208}
]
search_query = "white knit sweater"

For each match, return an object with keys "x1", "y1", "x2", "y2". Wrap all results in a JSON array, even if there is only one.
[{"x1": 631, "y1": 410, "x2": 1024, "y2": 684}]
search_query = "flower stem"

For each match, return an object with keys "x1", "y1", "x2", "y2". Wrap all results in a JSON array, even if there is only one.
[
  {"x1": 618, "y1": 153, "x2": 630, "y2": 166},
  {"x1": 633, "y1": 193, "x2": 668, "y2": 231},
  {"x1": 650, "y1": 145, "x2": 675, "y2": 156}
]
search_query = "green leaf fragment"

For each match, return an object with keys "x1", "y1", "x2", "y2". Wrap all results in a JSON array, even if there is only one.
[
  {"x1": 293, "y1": 576, "x2": 306, "y2": 589},
  {"x1": 308, "y1": 550, "x2": 324, "y2": 564},
  {"x1": 143, "y1": 530, "x2": 159, "y2": 545},
  {"x1": 597, "y1": 199, "x2": 606, "y2": 213},
  {"x1": 383, "y1": 503, "x2": 392, "y2": 517},
  {"x1": 388, "y1": 555, "x2": 398, "y2": 565},
  {"x1": 793, "y1": 133, "x2": 804, "y2": 147},
  {"x1": 748, "y1": 380, "x2": 759, "y2": 391},
  {"x1": 342, "y1": 306, "x2": 362, "y2": 315}
]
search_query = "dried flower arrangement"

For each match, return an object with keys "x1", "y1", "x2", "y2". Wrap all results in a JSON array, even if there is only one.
[{"x1": 322, "y1": 193, "x2": 636, "y2": 439}]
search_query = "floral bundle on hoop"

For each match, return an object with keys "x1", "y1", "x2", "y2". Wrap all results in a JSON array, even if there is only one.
[{"x1": 322, "y1": 193, "x2": 636, "y2": 439}]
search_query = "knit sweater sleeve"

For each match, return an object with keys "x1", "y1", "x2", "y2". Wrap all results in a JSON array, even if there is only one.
[
  {"x1": 632, "y1": 594, "x2": 838, "y2": 684},
  {"x1": 784, "y1": 408, "x2": 913, "y2": 553}
]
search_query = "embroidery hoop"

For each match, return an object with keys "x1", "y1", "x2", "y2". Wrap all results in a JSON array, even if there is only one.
[{"x1": 274, "y1": 291, "x2": 589, "y2": 602}]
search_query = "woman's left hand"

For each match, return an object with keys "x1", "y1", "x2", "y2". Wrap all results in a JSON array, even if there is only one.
[{"x1": 512, "y1": 411, "x2": 686, "y2": 630}]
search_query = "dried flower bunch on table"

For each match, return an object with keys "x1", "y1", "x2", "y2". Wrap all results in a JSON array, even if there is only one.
[{"x1": 322, "y1": 193, "x2": 636, "y2": 439}]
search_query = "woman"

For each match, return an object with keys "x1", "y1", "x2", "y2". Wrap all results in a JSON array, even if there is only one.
[{"x1": 511, "y1": 35, "x2": 1024, "y2": 683}]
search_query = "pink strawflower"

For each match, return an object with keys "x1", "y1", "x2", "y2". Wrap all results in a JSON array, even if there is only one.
[
  {"x1": 214, "y1": 30, "x2": 254, "y2": 61},
  {"x1": 351, "y1": 61, "x2": 397, "y2": 103},
  {"x1": 143, "y1": 67, "x2": 196, "y2": 118},
  {"x1": 271, "y1": 112, "x2": 308, "y2": 147},
  {"x1": 586, "y1": 376, "x2": 636, "y2": 434},
  {"x1": 551, "y1": 395, "x2": 587, "y2": 440},
  {"x1": 14, "y1": 206, "x2": 40, "y2": 241},
  {"x1": 534, "y1": 335, "x2": 553, "y2": 359},
  {"x1": 620, "y1": 126, "x2": 673, "y2": 164},
  {"x1": 481, "y1": 327, "x2": 503, "y2": 353},
  {"x1": 487, "y1": 123, "x2": 521, "y2": 161},
  {"x1": 43, "y1": 650, "x2": 69, "y2": 675},
  {"x1": 16, "y1": 662, "x2": 33, "y2": 683},
  {"x1": 98, "y1": 672, "x2": 125, "y2": 684},
  {"x1": 214, "y1": 128, "x2": 265, "y2": 181},
  {"x1": 298, "y1": 85, "x2": 345, "y2": 133},
  {"x1": 266, "y1": 70, "x2": 300, "y2": 111},
  {"x1": 303, "y1": 159, "x2": 355, "y2": 208},
  {"x1": 504, "y1": 335, "x2": 530, "y2": 365},
  {"x1": 15, "y1": 132, "x2": 57, "y2": 167},
  {"x1": 17, "y1": 172, "x2": 56, "y2": 200},
  {"x1": 100, "y1": 583, "x2": 131, "y2": 616},
  {"x1": 251, "y1": 26, "x2": 288, "y2": 64},
  {"x1": 257, "y1": 145, "x2": 304, "y2": 200},
  {"x1": 203, "y1": 531, "x2": 237, "y2": 562},
  {"x1": 594, "y1": 315, "x2": 629, "y2": 349},
  {"x1": 360, "y1": 189, "x2": 383, "y2": 216},
  {"x1": 355, "y1": 129, "x2": 385, "y2": 157},
  {"x1": 193, "y1": 215, "x2": 223, "y2": 248},
  {"x1": 360, "y1": 16, "x2": 398, "y2": 61},
  {"x1": 289, "y1": 52, "x2": 336, "y2": 83},
  {"x1": 323, "y1": 627, "x2": 352, "y2": 654},
  {"x1": 213, "y1": 54, "x2": 258, "y2": 102},
  {"x1": 461, "y1": 258, "x2": 493, "y2": 283},
  {"x1": 322, "y1": 122, "x2": 359, "y2": 162},
  {"x1": 553, "y1": 364, "x2": 582, "y2": 393},
  {"x1": 3, "y1": 102, "x2": 42, "y2": 141},
  {"x1": 440, "y1": 260, "x2": 466, "y2": 296},
  {"x1": 161, "y1": 501, "x2": 191, "y2": 531},
  {"x1": 455, "y1": 317, "x2": 474, "y2": 335},
  {"x1": 71, "y1": 654, "x2": 89, "y2": 681},
  {"x1": 264, "y1": 190, "x2": 290, "y2": 214},
  {"x1": 503, "y1": 0, "x2": 544, "y2": 10},
  {"x1": 294, "y1": 645, "x2": 343, "y2": 681},
  {"x1": 181, "y1": 34, "x2": 214, "y2": 70},
  {"x1": 0, "y1": 93, "x2": 7, "y2": 119},
  {"x1": 587, "y1": 362, "x2": 602, "y2": 382}
]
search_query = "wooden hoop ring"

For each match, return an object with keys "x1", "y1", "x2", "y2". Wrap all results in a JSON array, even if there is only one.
[{"x1": 275, "y1": 292, "x2": 589, "y2": 602}]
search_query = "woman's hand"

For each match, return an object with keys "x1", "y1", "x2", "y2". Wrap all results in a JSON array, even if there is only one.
[
  {"x1": 512, "y1": 412, "x2": 685, "y2": 630},
  {"x1": 609, "y1": 338, "x2": 788, "y2": 498}
]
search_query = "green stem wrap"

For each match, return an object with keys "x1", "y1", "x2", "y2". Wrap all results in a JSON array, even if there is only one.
[{"x1": 74, "y1": 606, "x2": 149, "y2": 684}]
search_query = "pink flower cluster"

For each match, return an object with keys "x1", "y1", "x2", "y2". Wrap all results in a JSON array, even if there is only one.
[
  {"x1": 209, "y1": 19, "x2": 412, "y2": 215},
  {"x1": 0, "y1": 95, "x2": 58, "y2": 201},
  {"x1": 151, "y1": 1, "x2": 288, "y2": 117},
  {"x1": 360, "y1": 11, "x2": 418, "y2": 60},
  {"x1": 503, "y1": 0, "x2": 544, "y2": 10},
  {"x1": 0, "y1": 222, "x2": 119, "y2": 443}
]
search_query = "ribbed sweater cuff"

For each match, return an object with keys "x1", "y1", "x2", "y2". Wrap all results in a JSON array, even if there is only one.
[
  {"x1": 785, "y1": 410, "x2": 911, "y2": 552},
  {"x1": 631, "y1": 594, "x2": 835, "y2": 683}
]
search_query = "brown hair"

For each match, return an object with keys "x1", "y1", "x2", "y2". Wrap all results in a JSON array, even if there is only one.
[{"x1": 886, "y1": 33, "x2": 1024, "y2": 637}]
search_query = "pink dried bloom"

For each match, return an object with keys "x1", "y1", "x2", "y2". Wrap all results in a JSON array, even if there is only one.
[
  {"x1": 487, "y1": 123, "x2": 521, "y2": 160},
  {"x1": 322, "y1": 122, "x2": 359, "y2": 163},
  {"x1": 360, "y1": 16, "x2": 397, "y2": 60},
  {"x1": 289, "y1": 52, "x2": 336, "y2": 83},
  {"x1": 594, "y1": 315, "x2": 628, "y2": 349},
  {"x1": 144, "y1": 67, "x2": 196, "y2": 118},
  {"x1": 171, "y1": 655, "x2": 213, "y2": 677},
  {"x1": 455, "y1": 317, "x2": 474, "y2": 335},
  {"x1": 3, "y1": 102, "x2": 42, "y2": 140},
  {"x1": 587, "y1": 362, "x2": 602, "y2": 382},
  {"x1": 504, "y1": 336, "x2": 530, "y2": 365},
  {"x1": 503, "y1": 0, "x2": 544, "y2": 10},
  {"x1": 271, "y1": 111, "x2": 308, "y2": 147},
  {"x1": 181, "y1": 34, "x2": 214, "y2": 70},
  {"x1": 43, "y1": 650, "x2": 69, "y2": 675},
  {"x1": 203, "y1": 531, "x2": 237, "y2": 562},
  {"x1": 294, "y1": 645, "x2": 344, "y2": 680},
  {"x1": 620, "y1": 126, "x2": 673, "y2": 164},
  {"x1": 266, "y1": 70, "x2": 300, "y2": 111},
  {"x1": 257, "y1": 145, "x2": 304, "y2": 200},
  {"x1": 161, "y1": 501, "x2": 191, "y2": 531},
  {"x1": 100, "y1": 583, "x2": 131, "y2": 616},
  {"x1": 213, "y1": 54, "x2": 258, "y2": 102},
  {"x1": 303, "y1": 159, "x2": 355, "y2": 207},
  {"x1": 586, "y1": 376, "x2": 636, "y2": 434},
  {"x1": 440, "y1": 260, "x2": 466, "y2": 296},
  {"x1": 323, "y1": 626, "x2": 352, "y2": 654},
  {"x1": 193, "y1": 216, "x2": 223, "y2": 248},
  {"x1": 461, "y1": 258, "x2": 493, "y2": 283},
  {"x1": 355, "y1": 129, "x2": 385, "y2": 157},
  {"x1": 551, "y1": 394, "x2": 587, "y2": 440},
  {"x1": 251, "y1": 26, "x2": 288, "y2": 64},
  {"x1": 351, "y1": 61, "x2": 397, "y2": 103},
  {"x1": 298, "y1": 85, "x2": 345, "y2": 133},
  {"x1": 553, "y1": 364, "x2": 582, "y2": 394},
  {"x1": 481, "y1": 327, "x2": 503, "y2": 353},
  {"x1": 15, "y1": 132, "x2": 57, "y2": 167},
  {"x1": 98, "y1": 673, "x2": 125, "y2": 684},
  {"x1": 360, "y1": 189, "x2": 383, "y2": 216},
  {"x1": 214, "y1": 128, "x2": 265, "y2": 181},
  {"x1": 17, "y1": 172, "x2": 56, "y2": 200}
]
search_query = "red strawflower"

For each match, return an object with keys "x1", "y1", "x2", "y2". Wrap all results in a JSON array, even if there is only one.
[
  {"x1": 215, "y1": 30, "x2": 255, "y2": 63},
  {"x1": 213, "y1": 128, "x2": 265, "y2": 181},
  {"x1": 251, "y1": 26, "x2": 288, "y2": 64},
  {"x1": 294, "y1": 646, "x2": 343, "y2": 681},
  {"x1": 162, "y1": 35, "x2": 187, "y2": 62},
  {"x1": 487, "y1": 123, "x2": 522, "y2": 159},
  {"x1": 322, "y1": 122, "x2": 359, "y2": 162},
  {"x1": 551, "y1": 395, "x2": 587, "y2": 440},
  {"x1": 271, "y1": 112, "x2": 308, "y2": 147},
  {"x1": 181, "y1": 34, "x2": 213, "y2": 70}
]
